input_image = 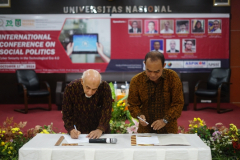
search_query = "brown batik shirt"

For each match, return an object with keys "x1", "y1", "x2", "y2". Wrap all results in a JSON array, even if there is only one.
[
  {"x1": 62, "y1": 79, "x2": 112, "y2": 134},
  {"x1": 128, "y1": 69, "x2": 184, "y2": 134}
]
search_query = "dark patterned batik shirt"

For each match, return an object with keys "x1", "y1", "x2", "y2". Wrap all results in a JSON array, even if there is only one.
[
  {"x1": 128, "y1": 69, "x2": 184, "y2": 134},
  {"x1": 62, "y1": 79, "x2": 112, "y2": 134}
]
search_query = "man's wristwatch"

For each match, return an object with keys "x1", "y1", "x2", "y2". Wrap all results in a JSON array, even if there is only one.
[{"x1": 163, "y1": 119, "x2": 168, "y2": 124}]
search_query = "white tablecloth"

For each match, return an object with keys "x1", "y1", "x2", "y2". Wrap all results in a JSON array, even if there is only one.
[{"x1": 19, "y1": 133, "x2": 212, "y2": 160}]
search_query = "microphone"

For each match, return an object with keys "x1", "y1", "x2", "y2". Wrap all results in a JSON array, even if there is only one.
[{"x1": 89, "y1": 138, "x2": 117, "y2": 144}]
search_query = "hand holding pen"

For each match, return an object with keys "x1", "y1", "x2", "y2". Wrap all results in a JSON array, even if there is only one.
[
  {"x1": 137, "y1": 115, "x2": 149, "y2": 126},
  {"x1": 70, "y1": 125, "x2": 81, "y2": 139}
]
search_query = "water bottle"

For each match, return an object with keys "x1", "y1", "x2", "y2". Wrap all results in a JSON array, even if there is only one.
[
  {"x1": 125, "y1": 81, "x2": 129, "y2": 96},
  {"x1": 114, "y1": 81, "x2": 117, "y2": 99}
]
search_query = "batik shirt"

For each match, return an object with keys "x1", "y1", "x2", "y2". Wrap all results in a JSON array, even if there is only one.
[
  {"x1": 128, "y1": 69, "x2": 184, "y2": 134},
  {"x1": 62, "y1": 79, "x2": 112, "y2": 134}
]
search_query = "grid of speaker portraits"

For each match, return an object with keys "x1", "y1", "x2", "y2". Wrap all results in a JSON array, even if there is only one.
[{"x1": 128, "y1": 19, "x2": 222, "y2": 53}]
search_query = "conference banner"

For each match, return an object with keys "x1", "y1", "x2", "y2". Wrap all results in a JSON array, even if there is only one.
[{"x1": 0, "y1": 14, "x2": 229, "y2": 73}]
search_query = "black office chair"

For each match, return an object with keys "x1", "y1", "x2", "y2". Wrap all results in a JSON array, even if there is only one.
[
  {"x1": 15, "y1": 70, "x2": 52, "y2": 114},
  {"x1": 194, "y1": 68, "x2": 232, "y2": 114}
]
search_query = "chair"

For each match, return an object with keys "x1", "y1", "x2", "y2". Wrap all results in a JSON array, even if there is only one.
[
  {"x1": 194, "y1": 68, "x2": 232, "y2": 114},
  {"x1": 15, "y1": 70, "x2": 52, "y2": 114}
]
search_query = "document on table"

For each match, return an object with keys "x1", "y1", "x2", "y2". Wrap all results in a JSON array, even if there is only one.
[
  {"x1": 136, "y1": 136, "x2": 159, "y2": 144},
  {"x1": 157, "y1": 135, "x2": 190, "y2": 146},
  {"x1": 63, "y1": 134, "x2": 89, "y2": 143},
  {"x1": 136, "y1": 135, "x2": 190, "y2": 146}
]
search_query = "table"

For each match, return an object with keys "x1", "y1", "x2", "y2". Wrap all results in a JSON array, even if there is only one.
[{"x1": 19, "y1": 134, "x2": 212, "y2": 160}]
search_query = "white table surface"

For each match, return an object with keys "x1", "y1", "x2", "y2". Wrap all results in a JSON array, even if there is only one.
[{"x1": 19, "y1": 133, "x2": 212, "y2": 160}]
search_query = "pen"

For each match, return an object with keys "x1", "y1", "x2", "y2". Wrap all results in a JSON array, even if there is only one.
[
  {"x1": 74, "y1": 125, "x2": 77, "y2": 131},
  {"x1": 137, "y1": 116, "x2": 149, "y2": 125}
]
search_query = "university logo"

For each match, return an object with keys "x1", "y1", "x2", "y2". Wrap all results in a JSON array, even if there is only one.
[
  {"x1": 15, "y1": 19, "x2": 21, "y2": 27},
  {"x1": 207, "y1": 61, "x2": 221, "y2": 68},
  {"x1": 208, "y1": 63, "x2": 220, "y2": 67},
  {"x1": 6, "y1": 20, "x2": 13, "y2": 27}
]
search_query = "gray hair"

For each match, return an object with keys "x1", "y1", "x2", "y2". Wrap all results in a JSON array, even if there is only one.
[{"x1": 82, "y1": 69, "x2": 102, "y2": 83}]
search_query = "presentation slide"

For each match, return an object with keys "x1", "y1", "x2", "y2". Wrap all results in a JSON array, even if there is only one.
[{"x1": 0, "y1": 14, "x2": 229, "y2": 73}]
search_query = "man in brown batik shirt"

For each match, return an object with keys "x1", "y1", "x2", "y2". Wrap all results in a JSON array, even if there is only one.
[
  {"x1": 62, "y1": 69, "x2": 112, "y2": 139},
  {"x1": 128, "y1": 51, "x2": 184, "y2": 134}
]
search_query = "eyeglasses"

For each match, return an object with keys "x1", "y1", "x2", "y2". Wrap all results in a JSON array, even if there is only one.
[
  {"x1": 213, "y1": 23, "x2": 219, "y2": 25},
  {"x1": 186, "y1": 43, "x2": 192, "y2": 45}
]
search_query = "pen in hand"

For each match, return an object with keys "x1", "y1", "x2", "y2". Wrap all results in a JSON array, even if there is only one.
[
  {"x1": 137, "y1": 116, "x2": 149, "y2": 125},
  {"x1": 70, "y1": 125, "x2": 80, "y2": 139},
  {"x1": 74, "y1": 125, "x2": 78, "y2": 131}
]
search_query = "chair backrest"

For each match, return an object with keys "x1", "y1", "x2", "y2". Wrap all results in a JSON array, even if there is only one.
[
  {"x1": 207, "y1": 68, "x2": 231, "y2": 92},
  {"x1": 16, "y1": 70, "x2": 40, "y2": 92}
]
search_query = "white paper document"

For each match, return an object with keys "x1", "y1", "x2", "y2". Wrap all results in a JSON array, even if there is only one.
[
  {"x1": 136, "y1": 136, "x2": 159, "y2": 144},
  {"x1": 136, "y1": 135, "x2": 190, "y2": 146},
  {"x1": 63, "y1": 134, "x2": 89, "y2": 143},
  {"x1": 158, "y1": 135, "x2": 190, "y2": 146}
]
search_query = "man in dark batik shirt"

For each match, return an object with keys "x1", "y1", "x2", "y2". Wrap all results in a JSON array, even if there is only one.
[
  {"x1": 62, "y1": 69, "x2": 112, "y2": 139},
  {"x1": 128, "y1": 52, "x2": 184, "y2": 134}
]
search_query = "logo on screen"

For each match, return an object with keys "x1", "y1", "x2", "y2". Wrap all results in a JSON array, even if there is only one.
[
  {"x1": 208, "y1": 61, "x2": 221, "y2": 68},
  {"x1": 15, "y1": 19, "x2": 21, "y2": 27},
  {"x1": 6, "y1": 20, "x2": 13, "y2": 27},
  {"x1": 209, "y1": 63, "x2": 219, "y2": 66},
  {"x1": 198, "y1": 62, "x2": 205, "y2": 65},
  {"x1": 167, "y1": 62, "x2": 172, "y2": 67},
  {"x1": 186, "y1": 61, "x2": 205, "y2": 65},
  {"x1": 184, "y1": 61, "x2": 208, "y2": 68}
]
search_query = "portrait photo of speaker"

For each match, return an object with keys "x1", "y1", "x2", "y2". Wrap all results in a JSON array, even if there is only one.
[
  {"x1": 145, "y1": 20, "x2": 158, "y2": 34},
  {"x1": 128, "y1": 20, "x2": 142, "y2": 34},
  {"x1": 176, "y1": 20, "x2": 189, "y2": 34},
  {"x1": 208, "y1": 19, "x2": 222, "y2": 33},
  {"x1": 192, "y1": 20, "x2": 205, "y2": 33},
  {"x1": 150, "y1": 39, "x2": 164, "y2": 53},
  {"x1": 182, "y1": 39, "x2": 196, "y2": 53},
  {"x1": 160, "y1": 20, "x2": 174, "y2": 34},
  {"x1": 166, "y1": 39, "x2": 180, "y2": 53}
]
